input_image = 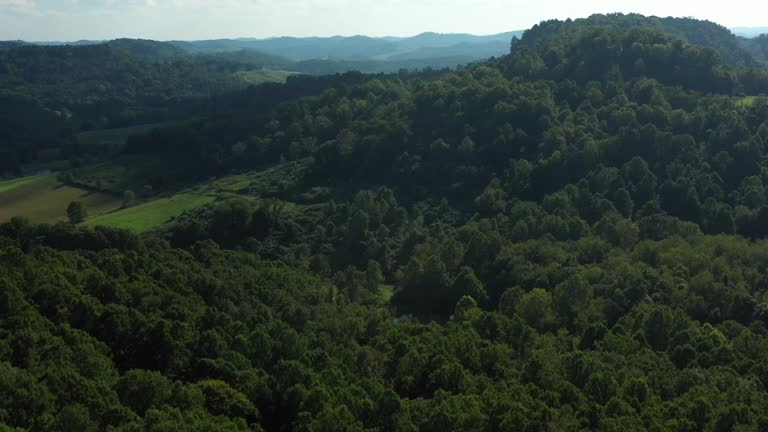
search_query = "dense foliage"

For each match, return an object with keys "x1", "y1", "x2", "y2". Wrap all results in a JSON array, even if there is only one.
[
  {"x1": 126, "y1": 21, "x2": 768, "y2": 238},
  {"x1": 518, "y1": 14, "x2": 759, "y2": 67},
  {"x1": 5, "y1": 13, "x2": 768, "y2": 432},
  {"x1": 741, "y1": 35, "x2": 768, "y2": 64},
  {"x1": 5, "y1": 202, "x2": 768, "y2": 431},
  {"x1": 0, "y1": 41, "x2": 260, "y2": 175}
]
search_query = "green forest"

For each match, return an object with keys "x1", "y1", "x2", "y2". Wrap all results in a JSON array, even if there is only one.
[{"x1": 3, "y1": 12, "x2": 768, "y2": 432}]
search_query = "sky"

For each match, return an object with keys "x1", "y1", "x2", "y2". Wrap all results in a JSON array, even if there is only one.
[{"x1": 1, "y1": 0, "x2": 767, "y2": 41}]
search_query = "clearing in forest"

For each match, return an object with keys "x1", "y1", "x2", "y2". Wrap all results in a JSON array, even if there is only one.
[
  {"x1": 0, "y1": 174, "x2": 122, "y2": 224},
  {"x1": 83, "y1": 193, "x2": 216, "y2": 232}
]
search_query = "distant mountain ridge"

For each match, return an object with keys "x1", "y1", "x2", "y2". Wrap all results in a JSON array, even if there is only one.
[
  {"x1": 108, "y1": 38, "x2": 187, "y2": 61},
  {"x1": 1, "y1": 14, "x2": 768, "y2": 177},
  {"x1": 167, "y1": 31, "x2": 525, "y2": 63},
  {"x1": 2, "y1": 31, "x2": 526, "y2": 75},
  {"x1": 0, "y1": 41, "x2": 29, "y2": 50},
  {"x1": 11, "y1": 23, "x2": 768, "y2": 69},
  {"x1": 4, "y1": 20, "x2": 767, "y2": 75},
  {"x1": 732, "y1": 27, "x2": 768, "y2": 38}
]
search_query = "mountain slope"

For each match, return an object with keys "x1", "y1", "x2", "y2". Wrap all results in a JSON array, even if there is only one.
[
  {"x1": 0, "y1": 43, "x2": 255, "y2": 107},
  {"x1": 195, "y1": 49, "x2": 294, "y2": 69},
  {"x1": 5, "y1": 14, "x2": 768, "y2": 432},
  {"x1": 107, "y1": 38, "x2": 187, "y2": 61},
  {"x1": 0, "y1": 42, "x2": 297, "y2": 173},
  {"x1": 520, "y1": 13, "x2": 758, "y2": 66},
  {"x1": 0, "y1": 41, "x2": 30, "y2": 50},
  {"x1": 85, "y1": 17, "x2": 768, "y2": 231},
  {"x1": 740, "y1": 34, "x2": 768, "y2": 63}
]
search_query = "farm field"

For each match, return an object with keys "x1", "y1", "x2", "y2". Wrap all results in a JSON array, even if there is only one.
[
  {"x1": 0, "y1": 174, "x2": 122, "y2": 224},
  {"x1": 0, "y1": 174, "x2": 49, "y2": 194},
  {"x1": 83, "y1": 192, "x2": 216, "y2": 232},
  {"x1": 232, "y1": 69, "x2": 295, "y2": 85},
  {"x1": 1, "y1": 160, "x2": 308, "y2": 231}
]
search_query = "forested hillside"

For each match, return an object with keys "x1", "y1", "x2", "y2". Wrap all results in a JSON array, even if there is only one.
[
  {"x1": 0, "y1": 41, "x2": 268, "y2": 175},
  {"x1": 0, "y1": 41, "x2": 354, "y2": 176},
  {"x1": 4, "y1": 13, "x2": 768, "y2": 432},
  {"x1": 741, "y1": 35, "x2": 768, "y2": 64},
  {"x1": 0, "y1": 31, "x2": 517, "y2": 176},
  {"x1": 0, "y1": 43, "x2": 251, "y2": 108},
  {"x1": 519, "y1": 13, "x2": 758, "y2": 67}
]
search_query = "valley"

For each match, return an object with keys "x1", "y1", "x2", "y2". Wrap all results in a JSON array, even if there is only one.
[{"x1": 3, "y1": 11, "x2": 768, "y2": 432}]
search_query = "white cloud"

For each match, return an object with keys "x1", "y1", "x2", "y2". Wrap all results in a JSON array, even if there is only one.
[
  {"x1": 0, "y1": 0, "x2": 39, "y2": 15},
  {"x1": 0, "y1": 0, "x2": 33, "y2": 6}
]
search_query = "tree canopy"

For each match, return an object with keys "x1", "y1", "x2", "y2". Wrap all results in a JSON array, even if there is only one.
[{"x1": 4, "y1": 12, "x2": 768, "y2": 432}]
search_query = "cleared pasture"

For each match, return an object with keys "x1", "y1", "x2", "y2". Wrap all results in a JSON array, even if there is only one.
[
  {"x1": 83, "y1": 193, "x2": 216, "y2": 232},
  {"x1": 0, "y1": 175, "x2": 122, "y2": 224}
]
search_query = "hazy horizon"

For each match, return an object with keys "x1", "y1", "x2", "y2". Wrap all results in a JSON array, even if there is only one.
[
  {"x1": 3, "y1": 30, "x2": 525, "y2": 44},
  {"x1": 1, "y1": 0, "x2": 767, "y2": 41}
]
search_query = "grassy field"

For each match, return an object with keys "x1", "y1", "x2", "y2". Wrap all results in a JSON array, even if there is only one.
[
  {"x1": 0, "y1": 173, "x2": 221, "y2": 231},
  {"x1": 0, "y1": 174, "x2": 49, "y2": 193},
  {"x1": 0, "y1": 175, "x2": 122, "y2": 224},
  {"x1": 83, "y1": 193, "x2": 216, "y2": 232},
  {"x1": 233, "y1": 69, "x2": 295, "y2": 85},
  {"x1": 3, "y1": 159, "x2": 308, "y2": 232},
  {"x1": 77, "y1": 160, "x2": 309, "y2": 231},
  {"x1": 737, "y1": 96, "x2": 764, "y2": 108}
]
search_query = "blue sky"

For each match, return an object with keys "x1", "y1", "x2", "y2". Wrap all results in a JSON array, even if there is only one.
[{"x1": 1, "y1": 0, "x2": 766, "y2": 41}]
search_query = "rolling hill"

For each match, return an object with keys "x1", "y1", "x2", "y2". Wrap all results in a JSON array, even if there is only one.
[
  {"x1": 3, "y1": 31, "x2": 527, "y2": 77},
  {"x1": 520, "y1": 13, "x2": 759, "y2": 67},
  {"x1": 740, "y1": 34, "x2": 768, "y2": 63},
  {"x1": 169, "y1": 31, "x2": 524, "y2": 63},
  {"x1": 6, "y1": 13, "x2": 768, "y2": 432}
]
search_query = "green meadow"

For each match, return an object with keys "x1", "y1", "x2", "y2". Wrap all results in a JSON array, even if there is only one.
[
  {"x1": 83, "y1": 193, "x2": 216, "y2": 232},
  {"x1": 0, "y1": 174, "x2": 122, "y2": 224}
]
